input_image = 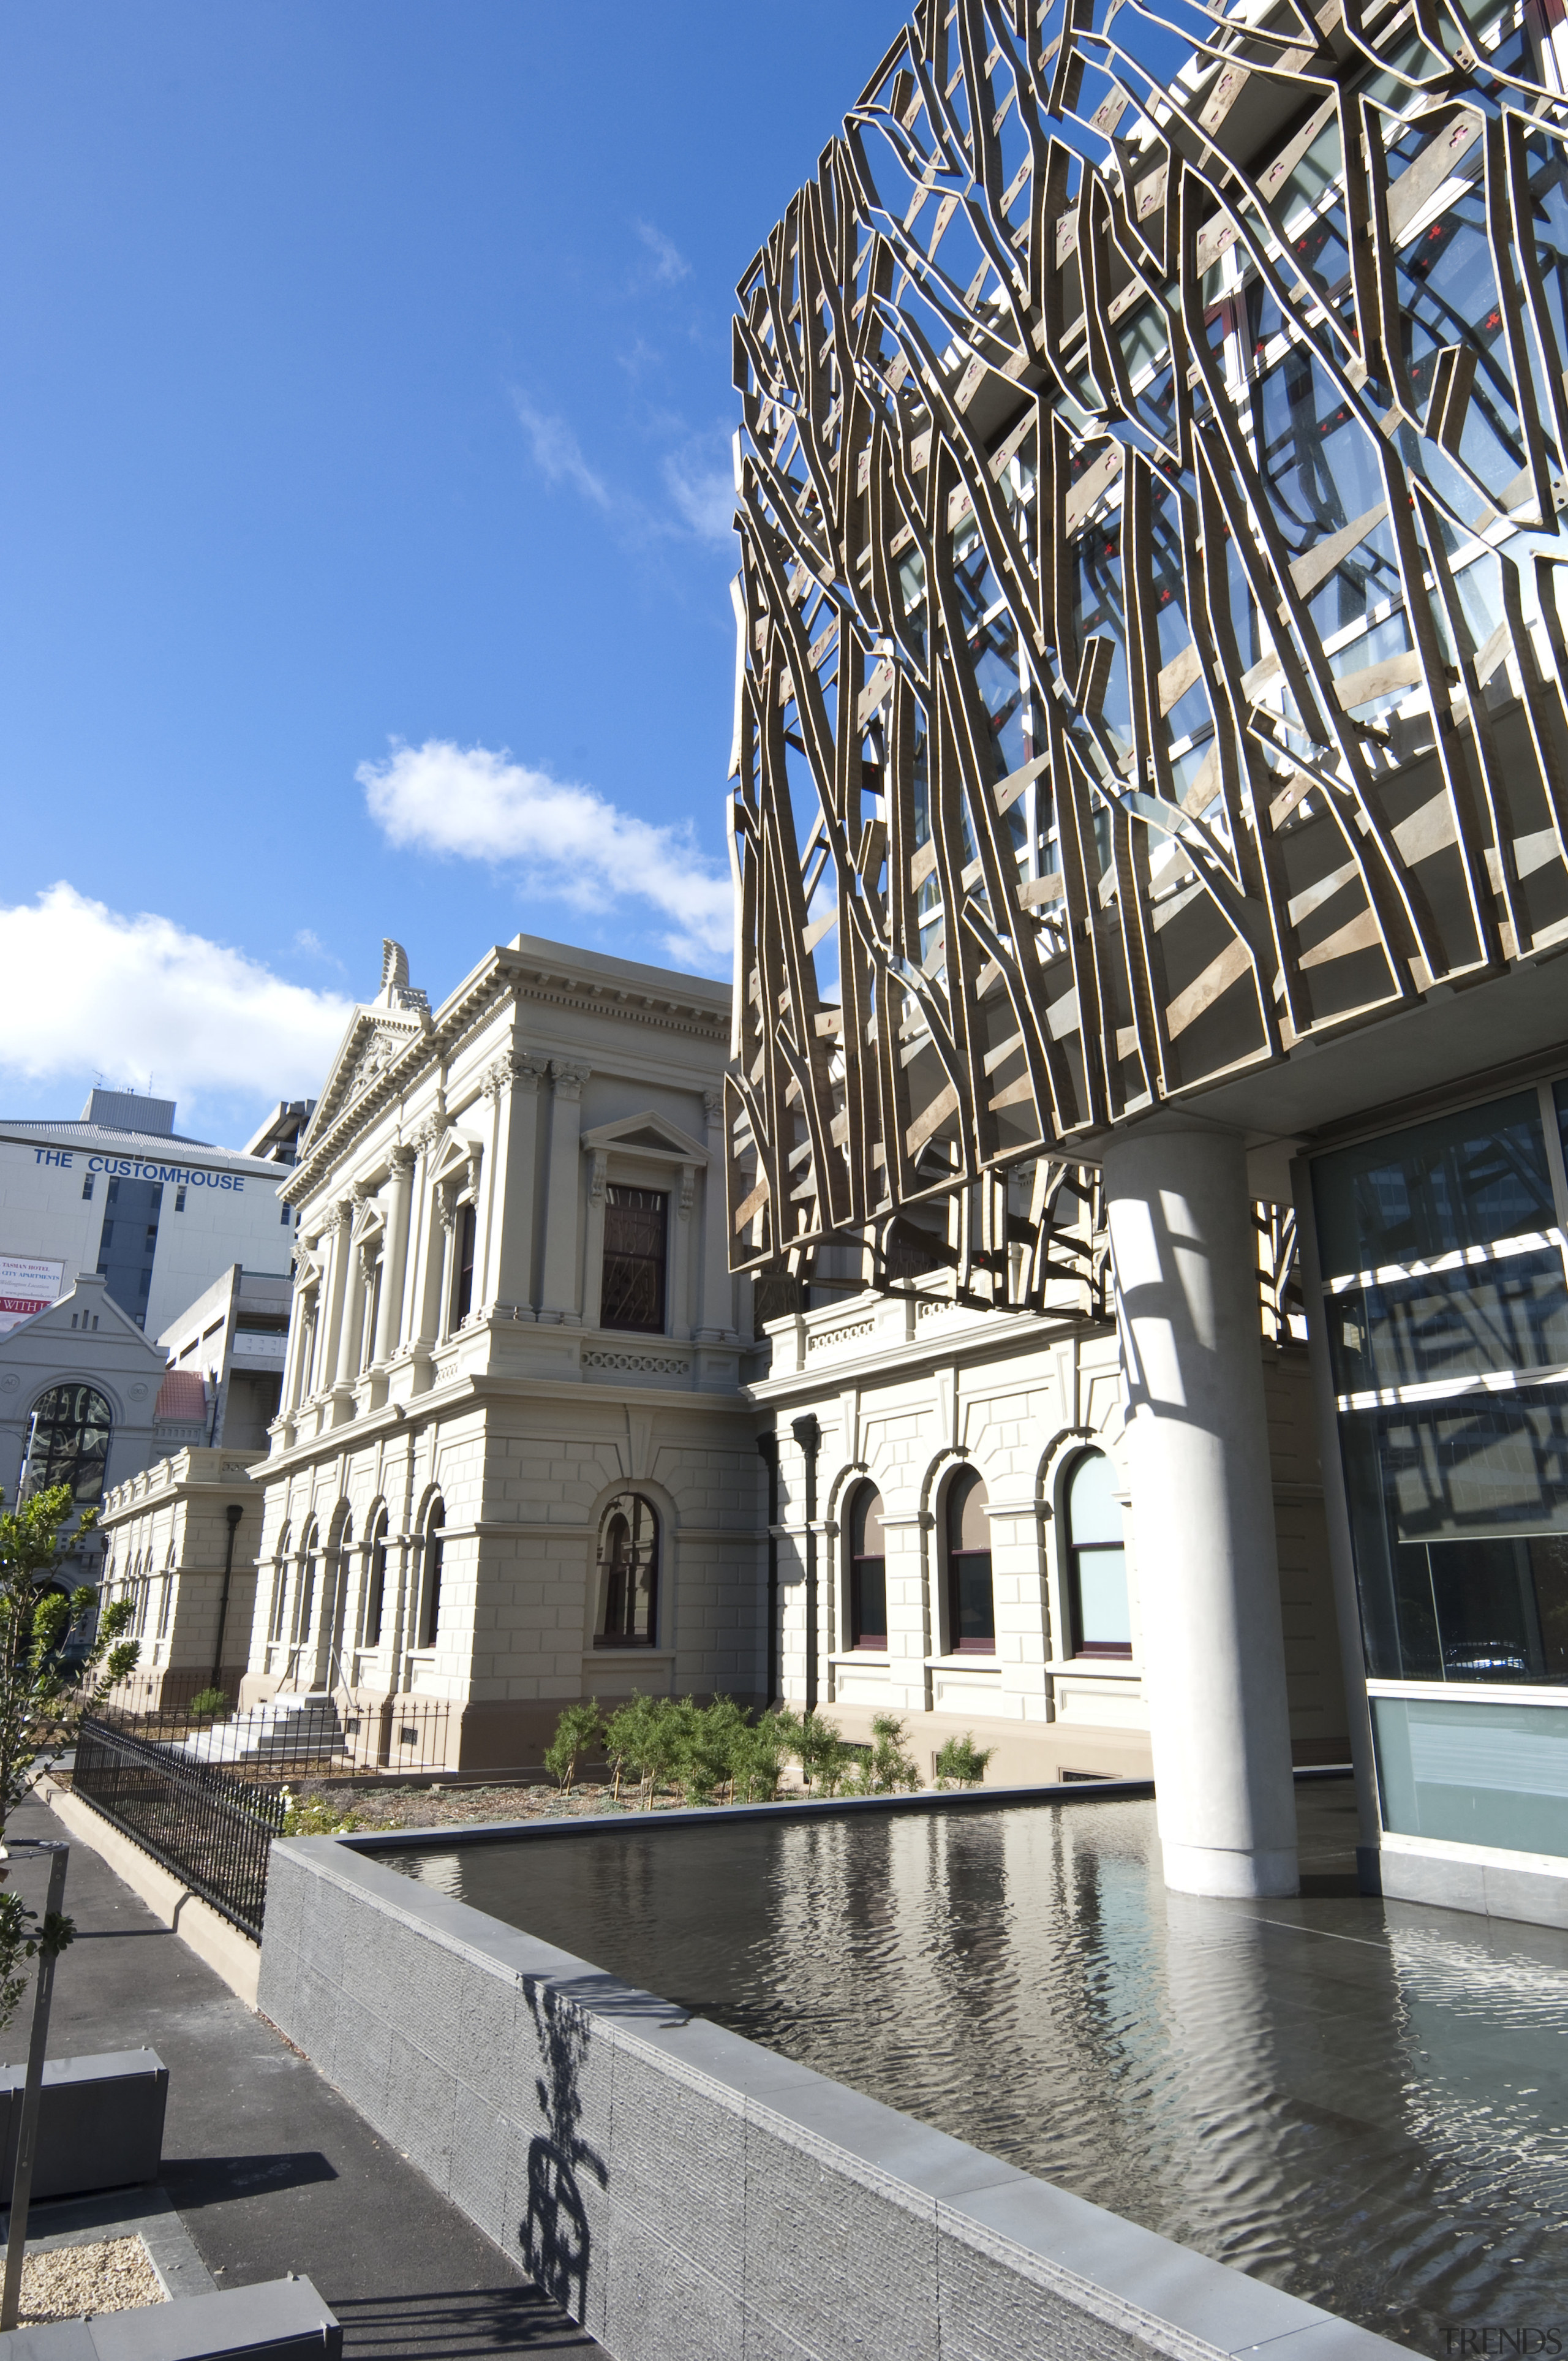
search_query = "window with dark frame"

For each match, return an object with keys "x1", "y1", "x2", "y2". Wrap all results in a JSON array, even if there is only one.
[
  {"x1": 848, "y1": 1482, "x2": 888, "y2": 1650},
  {"x1": 269, "y1": 1527, "x2": 292, "y2": 1643},
  {"x1": 293, "y1": 1524, "x2": 318, "y2": 1646},
  {"x1": 452, "y1": 1204, "x2": 476, "y2": 1327},
  {"x1": 419, "y1": 1500, "x2": 444, "y2": 1647},
  {"x1": 944, "y1": 1467, "x2": 996, "y2": 1652},
  {"x1": 601, "y1": 1187, "x2": 668, "y2": 1333},
  {"x1": 595, "y1": 1493, "x2": 658, "y2": 1645},
  {"x1": 1065, "y1": 1449, "x2": 1131, "y2": 1657},
  {"x1": 363, "y1": 1511, "x2": 387, "y2": 1647},
  {"x1": 22, "y1": 1385, "x2": 113, "y2": 1507}
]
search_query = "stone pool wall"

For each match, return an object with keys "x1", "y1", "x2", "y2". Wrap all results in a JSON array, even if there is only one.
[{"x1": 258, "y1": 1819, "x2": 1403, "y2": 2361}]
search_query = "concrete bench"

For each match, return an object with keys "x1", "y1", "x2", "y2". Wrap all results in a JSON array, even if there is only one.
[
  {"x1": 0, "y1": 2273, "x2": 341, "y2": 2358},
  {"x1": 0, "y1": 2056, "x2": 167, "y2": 2204}
]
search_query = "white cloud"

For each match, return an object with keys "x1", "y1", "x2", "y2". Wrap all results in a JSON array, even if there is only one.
[
  {"x1": 511, "y1": 393, "x2": 611, "y2": 508},
  {"x1": 358, "y1": 739, "x2": 733, "y2": 967},
  {"x1": 635, "y1": 221, "x2": 691, "y2": 285},
  {"x1": 0, "y1": 884, "x2": 352, "y2": 1111},
  {"x1": 663, "y1": 445, "x2": 736, "y2": 546}
]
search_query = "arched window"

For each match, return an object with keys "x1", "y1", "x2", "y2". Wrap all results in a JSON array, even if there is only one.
[
  {"x1": 944, "y1": 1467, "x2": 995, "y2": 1653},
  {"x1": 1064, "y1": 1450, "x2": 1131, "y2": 1658},
  {"x1": 268, "y1": 1525, "x2": 292, "y2": 1643},
  {"x1": 23, "y1": 1385, "x2": 112, "y2": 1506},
  {"x1": 418, "y1": 1498, "x2": 445, "y2": 1648},
  {"x1": 362, "y1": 1508, "x2": 388, "y2": 1649},
  {"x1": 293, "y1": 1520, "x2": 318, "y2": 1647},
  {"x1": 595, "y1": 1494, "x2": 658, "y2": 1645},
  {"x1": 846, "y1": 1483, "x2": 888, "y2": 1650}
]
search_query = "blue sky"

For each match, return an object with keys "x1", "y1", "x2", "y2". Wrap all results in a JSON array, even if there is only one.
[{"x1": 0, "y1": 0, "x2": 895, "y2": 1145}]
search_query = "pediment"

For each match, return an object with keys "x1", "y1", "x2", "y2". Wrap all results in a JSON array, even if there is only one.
[
  {"x1": 579, "y1": 1111, "x2": 707, "y2": 1164},
  {"x1": 304, "y1": 1007, "x2": 428, "y2": 1149},
  {"x1": 5, "y1": 1278, "x2": 165, "y2": 1361}
]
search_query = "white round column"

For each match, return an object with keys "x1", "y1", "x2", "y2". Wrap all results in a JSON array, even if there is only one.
[{"x1": 1102, "y1": 1118, "x2": 1298, "y2": 1898}]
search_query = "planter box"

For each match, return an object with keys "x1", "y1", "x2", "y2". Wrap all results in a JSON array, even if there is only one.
[{"x1": 0, "y1": 2052, "x2": 167, "y2": 2203}]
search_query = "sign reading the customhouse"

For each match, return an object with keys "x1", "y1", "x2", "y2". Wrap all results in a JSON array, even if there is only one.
[
  {"x1": 0, "y1": 1255, "x2": 64, "y2": 1337},
  {"x1": 31, "y1": 1149, "x2": 246, "y2": 1191}
]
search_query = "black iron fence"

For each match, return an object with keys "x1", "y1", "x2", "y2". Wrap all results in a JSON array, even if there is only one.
[
  {"x1": 73, "y1": 1717, "x2": 284, "y2": 1941},
  {"x1": 88, "y1": 1679, "x2": 451, "y2": 1780}
]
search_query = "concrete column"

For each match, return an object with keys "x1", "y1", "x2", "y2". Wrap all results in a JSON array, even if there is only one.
[
  {"x1": 483, "y1": 1057, "x2": 545, "y2": 1313},
  {"x1": 334, "y1": 1194, "x2": 369, "y2": 1391},
  {"x1": 538, "y1": 1062, "x2": 588, "y2": 1323},
  {"x1": 374, "y1": 1149, "x2": 415, "y2": 1364},
  {"x1": 696, "y1": 1087, "x2": 736, "y2": 1341},
  {"x1": 318, "y1": 1201, "x2": 354, "y2": 1396},
  {"x1": 1103, "y1": 1118, "x2": 1298, "y2": 1899}
]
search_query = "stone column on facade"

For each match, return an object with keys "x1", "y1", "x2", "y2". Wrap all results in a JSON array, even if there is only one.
[
  {"x1": 695, "y1": 1087, "x2": 737, "y2": 1342},
  {"x1": 333, "y1": 1187, "x2": 371, "y2": 1399},
  {"x1": 878, "y1": 1507, "x2": 933, "y2": 1717},
  {"x1": 538, "y1": 1062, "x2": 589, "y2": 1324},
  {"x1": 1103, "y1": 1117, "x2": 1298, "y2": 1900},
  {"x1": 282, "y1": 1260, "x2": 318, "y2": 1413},
  {"x1": 374, "y1": 1148, "x2": 416, "y2": 1364},
  {"x1": 318, "y1": 1200, "x2": 355, "y2": 1402},
  {"x1": 409, "y1": 1120, "x2": 450, "y2": 1350},
  {"x1": 486, "y1": 1052, "x2": 548, "y2": 1312}
]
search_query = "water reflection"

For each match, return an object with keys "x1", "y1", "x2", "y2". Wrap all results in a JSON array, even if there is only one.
[{"x1": 381, "y1": 1785, "x2": 1568, "y2": 2354}]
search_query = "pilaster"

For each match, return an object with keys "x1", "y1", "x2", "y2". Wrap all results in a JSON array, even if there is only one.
[{"x1": 539, "y1": 1062, "x2": 589, "y2": 1324}]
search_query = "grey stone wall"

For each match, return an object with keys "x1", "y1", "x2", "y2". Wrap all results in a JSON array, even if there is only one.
[{"x1": 259, "y1": 1830, "x2": 1401, "y2": 2361}]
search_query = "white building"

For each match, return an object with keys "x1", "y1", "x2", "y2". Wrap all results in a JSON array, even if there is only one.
[
  {"x1": 159, "y1": 1264, "x2": 292, "y2": 1456},
  {"x1": 238, "y1": 937, "x2": 758, "y2": 1772},
  {"x1": 0, "y1": 1089, "x2": 298, "y2": 1339}
]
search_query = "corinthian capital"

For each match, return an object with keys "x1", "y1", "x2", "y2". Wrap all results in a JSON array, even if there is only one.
[{"x1": 550, "y1": 1061, "x2": 589, "y2": 1102}]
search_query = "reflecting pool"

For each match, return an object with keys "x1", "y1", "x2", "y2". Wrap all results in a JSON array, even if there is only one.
[{"x1": 379, "y1": 1781, "x2": 1568, "y2": 2353}]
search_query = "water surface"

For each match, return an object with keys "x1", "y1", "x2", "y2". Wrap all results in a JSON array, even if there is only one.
[{"x1": 379, "y1": 1782, "x2": 1568, "y2": 2352}]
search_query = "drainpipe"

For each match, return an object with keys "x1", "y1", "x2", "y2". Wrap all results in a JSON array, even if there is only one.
[
  {"x1": 758, "y1": 1435, "x2": 779, "y2": 1706},
  {"x1": 791, "y1": 1416, "x2": 820, "y2": 1713},
  {"x1": 211, "y1": 1504, "x2": 243, "y2": 1690}
]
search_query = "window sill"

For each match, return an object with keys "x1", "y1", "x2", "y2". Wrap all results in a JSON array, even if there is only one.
[
  {"x1": 1047, "y1": 1657, "x2": 1139, "y2": 1677},
  {"x1": 585, "y1": 1645, "x2": 674, "y2": 1658},
  {"x1": 829, "y1": 1649, "x2": 890, "y2": 1665},
  {"x1": 925, "y1": 1654, "x2": 1001, "y2": 1672}
]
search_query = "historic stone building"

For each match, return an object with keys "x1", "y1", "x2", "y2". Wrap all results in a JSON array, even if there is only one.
[
  {"x1": 238, "y1": 935, "x2": 756, "y2": 1769},
  {"x1": 99, "y1": 1445, "x2": 264, "y2": 1702}
]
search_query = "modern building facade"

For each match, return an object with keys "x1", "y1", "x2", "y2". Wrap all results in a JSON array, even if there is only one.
[
  {"x1": 238, "y1": 937, "x2": 756, "y2": 1769},
  {"x1": 0, "y1": 1089, "x2": 298, "y2": 1337},
  {"x1": 159, "y1": 1263, "x2": 292, "y2": 1456},
  {"x1": 725, "y1": 0, "x2": 1568, "y2": 1919}
]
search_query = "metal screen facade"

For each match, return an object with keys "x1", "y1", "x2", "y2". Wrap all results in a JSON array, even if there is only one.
[{"x1": 726, "y1": 0, "x2": 1568, "y2": 1290}]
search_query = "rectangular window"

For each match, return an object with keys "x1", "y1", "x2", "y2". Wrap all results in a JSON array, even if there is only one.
[
  {"x1": 451, "y1": 1204, "x2": 476, "y2": 1326},
  {"x1": 81, "y1": 1175, "x2": 94, "y2": 1201},
  {"x1": 176, "y1": 1185, "x2": 187, "y2": 1211},
  {"x1": 281, "y1": 1204, "x2": 293, "y2": 1225},
  {"x1": 601, "y1": 1187, "x2": 668, "y2": 1334}
]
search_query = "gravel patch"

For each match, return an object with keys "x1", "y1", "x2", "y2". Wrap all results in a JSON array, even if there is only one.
[{"x1": 18, "y1": 2235, "x2": 165, "y2": 2322}]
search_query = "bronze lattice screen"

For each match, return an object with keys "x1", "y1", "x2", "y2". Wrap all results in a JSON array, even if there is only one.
[{"x1": 726, "y1": 0, "x2": 1568, "y2": 1298}]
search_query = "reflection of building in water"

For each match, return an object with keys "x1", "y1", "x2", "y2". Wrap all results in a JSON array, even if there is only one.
[{"x1": 728, "y1": 0, "x2": 1568, "y2": 1924}]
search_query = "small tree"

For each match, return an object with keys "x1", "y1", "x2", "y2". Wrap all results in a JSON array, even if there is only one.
[
  {"x1": 188, "y1": 1688, "x2": 228, "y2": 1722},
  {"x1": 794, "y1": 1709, "x2": 850, "y2": 1796},
  {"x1": 731, "y1": 1707, "x2": 796, "y2": 1802},
  {"x1": 845, "y1": 1713, "x2": 921, "y2": 1796},
  {"x1": 544, "y1": 1701, "x2": 603, "y2": 1794},
  {"x1": 933, "y1": 1733, "x2": 993, "y2": 1790},
  {"x1": 603, "y1": 1694, "x2": 685, "y2": 1808},
  {"x1": 679, "y1": 1696, "x2": 747, "y2": 1804},
  {"x1": 0, "y1": 1487, "x2": 138, "y2": 1850}
]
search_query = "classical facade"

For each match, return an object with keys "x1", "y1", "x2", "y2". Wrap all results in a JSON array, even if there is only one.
[
  {"x1": 238, "y1": 936, "x2": 757, "y2": 1769},
  {"x1": 726, "y1": 0, "x2": 1568, "y2": 1919},
  {"x1": 99, "y1": 1446, "x2": 265, "y2": 1701}
]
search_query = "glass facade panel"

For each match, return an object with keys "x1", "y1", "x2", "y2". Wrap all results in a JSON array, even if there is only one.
[
  {"x1": 1341, "y1": 1395, "x2": 1568, "y2": 1682},
  {"x1": 1371, "y1": 1696, "x2": 1568, "y2": 1857},
  {"x1": 1314, "y1": 1093, "x2": 1556, "y2": 1279}
]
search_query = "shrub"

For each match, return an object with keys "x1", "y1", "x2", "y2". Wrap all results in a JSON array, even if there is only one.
[
  {"x1": 188, "y1": 1688, "x2": 229, "y2": 1721},
  {"x1": 603, "y1": 1694, "x2": 687, "y2": 1807},
  {"x1": 843, "y1": 1712, "x2": 922, "y2": 1795},
  {"x1": 677, "y1": 1696, "x2": 747, "y2": 1804},
  {"x1": 933, "y1": 1732, "x2": 994, "y2": 1789},
  {"x1": 279, "y1": 1788, "x2": 362, "y2": 1837},
  {"x1": 731, "y1": 1707, "x2": 796, "y2": 1802},
  {"x1": 544, "y1": 1699, "x2": 603, "y2": 1793},
  {"x1": 795, "y1": 1709, "x2": 851, "y2": 1796}
]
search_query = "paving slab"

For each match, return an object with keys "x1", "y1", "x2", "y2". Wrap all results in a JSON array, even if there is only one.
[{"x1": 2, "y1": 1794, "x2": 601, "y2": 2359}]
